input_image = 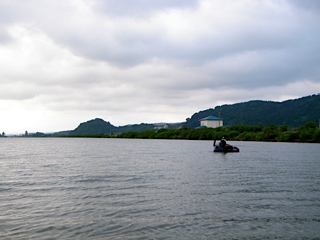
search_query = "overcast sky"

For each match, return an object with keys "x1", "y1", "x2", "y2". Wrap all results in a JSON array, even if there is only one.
[{"x1": 1, "y1": 0, "x2": 320, "y2": 134}]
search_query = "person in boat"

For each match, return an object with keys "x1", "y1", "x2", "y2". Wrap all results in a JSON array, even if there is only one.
[
  {"x1": 219, "y1": 137, "x2": 233, "y2": 150},
  {"x1": 219, "y1": 137, "x2": 226, "y2": 147}
]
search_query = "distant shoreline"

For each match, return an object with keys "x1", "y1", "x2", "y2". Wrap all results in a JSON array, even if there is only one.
[{"x1": 8, "y1": 122, "x2": 320, "y2": 143}]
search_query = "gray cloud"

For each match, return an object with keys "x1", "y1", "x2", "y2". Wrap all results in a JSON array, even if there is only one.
[
  {"x1": 93, "y1": 0, "x2": 198, "y2": 16},
  {"x1": 0, "y1": 0, "x2": 319, "y2": 133},
  {"x1": 290, "y1": 0, "x2": 320, "y2": 13}
]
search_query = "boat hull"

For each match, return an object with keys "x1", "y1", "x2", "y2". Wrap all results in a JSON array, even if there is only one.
[{"x1": 214, "y1": 146, "x2": 240, "y2": 153}]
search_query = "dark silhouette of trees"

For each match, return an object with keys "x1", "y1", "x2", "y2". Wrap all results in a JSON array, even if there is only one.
[{"x1": 113, "y1": 122, "x2": 319, "y2": 143}]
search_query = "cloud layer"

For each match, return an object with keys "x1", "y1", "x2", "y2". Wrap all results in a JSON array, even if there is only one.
[{"x1": 0, "y1": 0, "x2": 320, "y2": 134}]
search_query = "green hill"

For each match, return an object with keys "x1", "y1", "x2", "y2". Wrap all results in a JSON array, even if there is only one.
[
  {"x1": 70, "y1": 118, "x2": 163, "y2": 135},
  {"x1": 67, "y1": 94, "x2": 319, "y2": 136},
  {"x1": 71, "y1": 118, "x2": 118, "y2": 135},
  {"x1": 185, "y1": 94, "x2": 320, "y2": 128}
]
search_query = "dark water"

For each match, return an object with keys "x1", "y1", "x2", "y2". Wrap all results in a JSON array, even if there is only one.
[{"x1": 0, "y1": 138, "x2": 319, "y2": 239}]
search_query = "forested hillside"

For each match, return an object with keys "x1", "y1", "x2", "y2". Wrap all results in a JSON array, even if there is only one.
[
  {"x1": 71, "y1": 118, "x2": 117, "y2": 135},
  {"x1": 68, "y1": 118, "x2": 179, "y2": 136},
  {"x1": 62, "y1": 94, "x2": 320, "y2": 136},
  {"x1": 185, "y1": 94, "x2": 320, "y2": 128}
]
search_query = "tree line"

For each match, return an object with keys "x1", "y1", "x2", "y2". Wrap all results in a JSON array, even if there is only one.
[{"x1": 68, "y1": 121, "x2": 320, "y2": 143}]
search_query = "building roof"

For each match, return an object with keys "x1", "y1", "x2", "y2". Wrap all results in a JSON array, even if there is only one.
[{"x1": 200, "y1": 115, "x2": 223, "y2": 121}]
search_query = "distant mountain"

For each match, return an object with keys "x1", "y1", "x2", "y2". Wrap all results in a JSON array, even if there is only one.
[
  {"x1": 71, "y1": 118, "x2": 117, "y2": 135},
  {"x1": 118, "y1": 123, "x2": 158, "y2": 133},
  {"x1": 65, "y1": 94, "x2": 320, "y2": 136},
  {"x1": 184, "y1": 94, "x2": 320, "y2": 128},
  {"x1": 69, "y1": 118, "x2": 182, "y2": 135}
]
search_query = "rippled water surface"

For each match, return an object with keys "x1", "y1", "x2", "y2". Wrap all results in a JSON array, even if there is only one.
[{"x1": 0, "y1": 138, "x2": 319, "y2": 239}]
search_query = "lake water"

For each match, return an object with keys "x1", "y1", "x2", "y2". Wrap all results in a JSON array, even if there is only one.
[{"x1": 0, "y1": 138, "x2": 319, "y2": 239}]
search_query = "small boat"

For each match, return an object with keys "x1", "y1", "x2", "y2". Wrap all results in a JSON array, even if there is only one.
[
  {"x1": 213, "y1": 139, "x2": 240, "y2": 153},
  {"x1": 213, "y1": 145, "x2": 240, "y2": 153}
]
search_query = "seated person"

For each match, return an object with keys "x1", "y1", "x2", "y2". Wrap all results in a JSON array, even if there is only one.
[
  {"x1": 219, "y1": 137, "x2": 232, "y2": 149},
  {"x1": 219, "y1": 137, "x2": 226, "y2": 147}
]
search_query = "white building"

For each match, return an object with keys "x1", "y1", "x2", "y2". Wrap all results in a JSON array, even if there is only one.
[{"x1": 200, "y1": 115, "x2": 223, "y2": 128}]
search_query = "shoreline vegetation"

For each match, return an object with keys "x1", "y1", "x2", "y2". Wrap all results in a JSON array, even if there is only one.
[
  {"x1": 19, "y1": 121, "x2": 319, "y2": 143},
  {"x1": 3, "y1": 94, "x2": 319, "y2": 143}
]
